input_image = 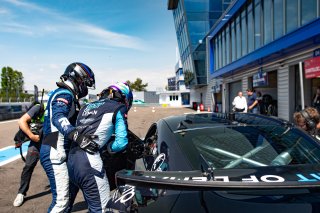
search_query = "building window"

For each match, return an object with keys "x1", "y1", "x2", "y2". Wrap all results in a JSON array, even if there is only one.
[
  {"x1": 236, "y1": 16, "x2": 241, "y2": 59},
  {"x1": 218, "y1": 34, "x2": 222, "y2": 69},
  {"x1": 169, "y1": 95, "x2": 178, "y2": 101},
  {"x1": 241, "y1": 9, "x2": 247, "y2": 56},
  {"x1": 222, "y1": 30, "x2": 226, "y2": 67},
  {"x1": 231, "y1": 20, "x2": 236, "y2": 62},
  {"x1": 247, "y1": 2, "x2": 254, "y2": 53},
  {"x1": 214, "y1": 38, "x2": 218, "y2": 70},
  {"x1": 226, "y1": 24, "x2": 231, "y2": 64},
  {"x1": 301, "y1": 0, "x2": 317, "y2": 25},
  {"x1": 217, "y1": 37, "x2": 220, "y2": 70},
  {"x1": 254, "y1": 0, "x2": 261, "y2": 49},
  {"x1": 286, "y1": 0, "x2": 299, "y2": 33},
  {"x1": 263, "y1": 0, "x2": 272, "y2": 44},
  {"x1": 273, "y1": 0, "x2": 284, "y2": 39}
]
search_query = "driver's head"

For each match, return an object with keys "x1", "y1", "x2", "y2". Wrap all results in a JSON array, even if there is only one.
[
  {"x1": 60, "y1": 62, "x2": 95, "y2": 98},
  {"x1": 98, "y1": 82, "x2": 133, "y2": 111}
]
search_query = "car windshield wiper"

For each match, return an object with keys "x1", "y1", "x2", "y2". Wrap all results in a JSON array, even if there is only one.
[{"x1": 199, "y1": 153, "x2": 215, "y2": 177}]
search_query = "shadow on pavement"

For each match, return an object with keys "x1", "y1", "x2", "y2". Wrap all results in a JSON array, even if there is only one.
[
  {"x1": 71, "y1": 201, "x2": 88, "y2": 212},
  {"x1": 25, "y1": 189, "x2": 51, "y2": 201},
  {"x1": 24, "y1": 189, "x2": 88, "y2": 212}
]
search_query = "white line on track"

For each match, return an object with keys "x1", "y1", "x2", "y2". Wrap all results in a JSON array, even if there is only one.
[
  {"x1": 0, "y1": 119, "x2": 19, "y2": 124},
  {"x1": 0, "y1": 145, "x2": 15, "y2": 151}
]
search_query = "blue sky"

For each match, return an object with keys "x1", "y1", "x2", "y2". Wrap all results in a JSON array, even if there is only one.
[{"x1": 0, "y1": 0, "x2": 178, "y2": 93}]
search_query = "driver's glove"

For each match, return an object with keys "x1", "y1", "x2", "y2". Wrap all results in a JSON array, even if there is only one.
[{"x1": 68, "y1": 130, "x2": 99, "y2": 154}]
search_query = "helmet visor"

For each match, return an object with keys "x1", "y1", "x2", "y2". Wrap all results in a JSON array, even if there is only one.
[
  {"x1": 74, "y1": 64, "x2": 95, "y2": 90},
  {"x1": 98, "y1": 88, "x2": 112, "y2": 100},
  {"x1": 86, "y1": 79, "x2": 95, "y2": 90}
]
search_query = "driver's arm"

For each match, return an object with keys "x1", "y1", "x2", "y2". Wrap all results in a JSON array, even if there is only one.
[
  {"x1": 18, "y1": 106, "x2": 40, "y2": 142},
  {"x1": 51, "y1": 93, "x2": 75, "y2": 137},
  {"x1": 110, "y1": 108, "x2": 128, "y2": 152}
]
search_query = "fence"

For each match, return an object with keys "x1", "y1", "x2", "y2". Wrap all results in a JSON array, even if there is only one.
[
  {"x1": 0, "y1": 102, "x2": 31, "y2": 121},
  {"x1": 0, "y1": 97, "x2": 34, "y2": 103}
]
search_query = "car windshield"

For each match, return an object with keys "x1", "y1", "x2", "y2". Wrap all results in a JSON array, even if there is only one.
[{"x1": 173, "y1": 116, "x2": 320, "y2": 170}]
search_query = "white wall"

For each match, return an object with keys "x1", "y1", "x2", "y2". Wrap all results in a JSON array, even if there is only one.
[
  {"x1": 159, "y1": 93, "x2": 190, "y2": 107},
  {"x1": 133, "y1": 92, "x2": 144, "y2": 101}
]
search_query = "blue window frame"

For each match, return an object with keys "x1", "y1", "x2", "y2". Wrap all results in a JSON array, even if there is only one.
[
  {"x1": 248, "y1": 2, "x2": 254, "y2": 53},
  {"x1": 254, "y1": 0, "x2": 261, "y2": 49},
  {"x1": 301, "y1": 0, "x2": 317, "y2": 25},
  {"x1": 286, "y1": 0, "x2": 299, "y2": 33},
  {"x1": 273, "y1": 0, "x2": 284, "y2": 39},
  {"x1": 241, "y1": 9, "x2": 247, "y2": 56},
  {"x1": 263, "y1": 0, "x2": 272, "y2": 44}
]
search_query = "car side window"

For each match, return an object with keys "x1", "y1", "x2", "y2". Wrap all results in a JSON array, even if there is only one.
[{"x1": 143, "y1": 124, "x2": 158, "y2": 170}]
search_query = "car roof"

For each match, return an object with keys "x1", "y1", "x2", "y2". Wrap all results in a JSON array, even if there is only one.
[{"x1": 161, "y1": 112, "x2": 288, "y2": 133}]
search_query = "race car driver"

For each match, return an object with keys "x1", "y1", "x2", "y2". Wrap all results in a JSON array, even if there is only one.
[
  {"x1": 67, "y1": 82, "x2": 133, "y2": 213},
  {"x1": 40, "y1": 62, "x2": 98, "y2": 213}
]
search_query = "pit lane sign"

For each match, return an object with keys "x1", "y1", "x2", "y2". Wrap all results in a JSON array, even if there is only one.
[
  {"x1": 253, "y1": 69, "x2": 268, "y2": 87},
  {"x1": 304, "y1": 56, "x2": 320, "y2": 79}
]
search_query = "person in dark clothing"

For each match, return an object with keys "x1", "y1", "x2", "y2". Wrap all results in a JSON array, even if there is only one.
[
  {"x1": 246, "y1": 88, "x2": 259, "y2": 114},
  {"x1": 13, "y1": 103, "x2": 45, "y2": 207},
  {"x1": 293, "y1": 107, "x2": 320, "y2": 139},
  {"x1": 40, "y1": 62, "x2": 98, "y2": 212},
  {"x1": 256, "y1": 91, "x2": 263, "y2": 114},
  {"x1": 312, "y1": 87, "x2": 320, "y2": 113},
  {"x1": 67, "y1": 82, "x2": 133, "y2": 213}
]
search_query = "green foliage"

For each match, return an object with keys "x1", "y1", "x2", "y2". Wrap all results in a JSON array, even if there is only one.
[
  {"x1": 0, "y1": 66, "x2": 29, "y2": 101},
  {"x1": 126, "y1": 78, "x2": 148, "y2": 92},
  {"x1": 183, "y1": 70, "x2": 194, "y2": 87}
]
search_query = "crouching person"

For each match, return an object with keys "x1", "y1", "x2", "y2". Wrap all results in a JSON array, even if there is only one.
[{"x1": 67, "y1": 82, "x2": 133, "y2": 213}]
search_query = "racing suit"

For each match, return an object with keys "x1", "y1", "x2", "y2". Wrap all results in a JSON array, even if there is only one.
[
  {"x1": 40, "y1": 87, "x2": 78, "y2": 213},
  {"x1": 67, "y1": 98, "x2": 129, "y2": 213},
  {"x1": 17, "y1": 104, "x2": 44, "y2": 196}
]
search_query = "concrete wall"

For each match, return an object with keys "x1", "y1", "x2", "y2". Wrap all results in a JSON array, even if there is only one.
[
  {"x1": 133, "y1": 92, "x2": 145, "y2": 101},
  {"x1": 133, "y1": 91, "x2": 159, "y2": 103},
  {"x1": 144, "y1": 92, "x2": 159, "y2": 103},
  {"x1": 0, "y1": 102, "x2": 31, "y2": 121},
  {"x1": 0, "y1": 112, "x2": 24, "y2": 121}
]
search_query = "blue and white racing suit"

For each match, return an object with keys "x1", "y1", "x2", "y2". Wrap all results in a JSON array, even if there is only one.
[
  {"x1": 40, "y1": 88, "x2": 77, "y2": 213},
  {"x1": 67, "y1": 98, "x2": 129, "y2": 213}
]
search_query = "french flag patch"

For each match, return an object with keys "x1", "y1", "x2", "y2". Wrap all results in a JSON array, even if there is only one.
[{"x1": 57, "y1": 98, "x2": 69, "y2": 105}]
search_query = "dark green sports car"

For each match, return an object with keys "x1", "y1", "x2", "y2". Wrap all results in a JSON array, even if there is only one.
[{"x1": 107, "y1": 112, "x2": 320, "y2": 213}]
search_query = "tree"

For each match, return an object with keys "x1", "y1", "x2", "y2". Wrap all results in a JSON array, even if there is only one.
[
  {"x1": 126, "y1": 78, "x2": 148, "y2": 91},
  {"x1": 183, "y1": 70, "x2": 194, "y2": 88},
  {"x1": 0, "y1": 66, "x2": 29, "y2": 101}
]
